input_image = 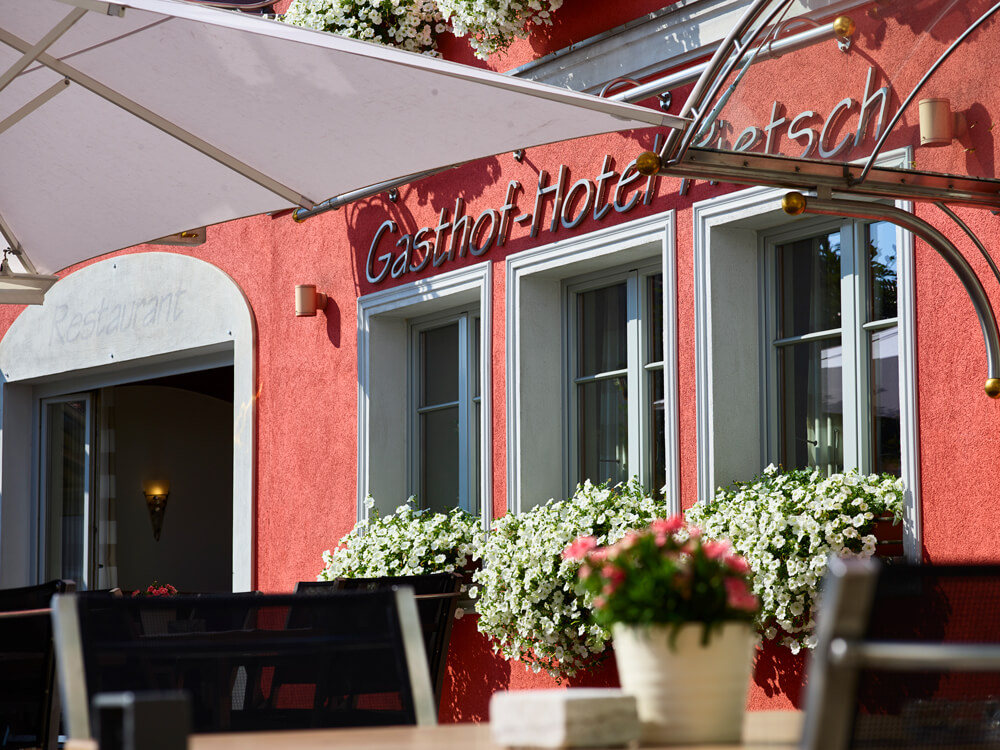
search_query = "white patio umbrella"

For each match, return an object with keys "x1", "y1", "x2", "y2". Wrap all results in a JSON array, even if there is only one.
[{"x1": 0, "y1": 0, "x2": 688, "y2": 303}]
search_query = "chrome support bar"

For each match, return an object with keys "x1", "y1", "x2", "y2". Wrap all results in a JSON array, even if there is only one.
[
  {"x1": 608, "y1": 20, "x2": 846, "y2": 107},
  {"x1": 660, "y1": 0, "x2": 793, "y2": 162},
  {"x1": 831, "y1": 639, "x2": 1000, "y2": 671},
  {"x1": 638, "y1": 147, "x2": 1000, "y2": 211},
  {"x1": 783, "y1": 193, "x2": 1000, "y2": 396}
]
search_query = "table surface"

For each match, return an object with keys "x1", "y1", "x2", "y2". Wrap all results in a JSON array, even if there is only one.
[{"x1": 83, "y1": 710, "x2": 800, "y2": 750}]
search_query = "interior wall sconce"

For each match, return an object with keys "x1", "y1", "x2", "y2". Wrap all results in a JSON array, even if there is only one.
[
  {"x1": 142, "y1": 480, "x2": 170, "y2": 542},
  {"x1": 295, "y1": 284, "x2": 328, "y2": 317},
  {"x1": 919, "y1": 98, "x2": 967, "y2": 147}
]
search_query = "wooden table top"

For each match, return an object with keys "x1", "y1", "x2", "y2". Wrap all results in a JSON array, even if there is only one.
[{"x1": 116, "y1": 710, "x2": 800, "y2": 750}]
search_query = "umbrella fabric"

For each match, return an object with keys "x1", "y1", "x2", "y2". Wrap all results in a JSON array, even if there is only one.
[{"x1": 0, "y1": 0, "x2": 686, "y2": 276}]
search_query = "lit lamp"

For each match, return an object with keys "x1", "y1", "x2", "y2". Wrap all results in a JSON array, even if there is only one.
[{"x1": 143, "y1": 480, "x2": 170, "y2": 541}]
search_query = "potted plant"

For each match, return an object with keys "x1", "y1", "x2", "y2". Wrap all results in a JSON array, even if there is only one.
[{"x1": 566, "y1": 517, "x2": 759, "y2": 745}]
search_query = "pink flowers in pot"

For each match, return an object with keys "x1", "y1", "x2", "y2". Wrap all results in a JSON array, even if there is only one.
[
  {"x1": 564, "y1": 516, "x2": 758, "y2": 643},
  {"x1": 132, "y1": 581, "x2": 178, "y2": 597}
]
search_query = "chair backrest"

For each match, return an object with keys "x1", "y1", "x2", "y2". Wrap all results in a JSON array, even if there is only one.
[
  {"x1": 0, "y1": 579, "x2": 75, "y2": 750},
  {"x1": 802, "y1": 558, "x2": 1000, "y2": 750},
  {"x1": 296, "y1": 573, "x2": 462, "y2": 712},
  {"x1": 52, "y1": 588, "x2": 436, "y2": 739}
]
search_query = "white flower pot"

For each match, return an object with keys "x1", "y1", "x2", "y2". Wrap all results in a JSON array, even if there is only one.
[{"x1": 612, "y1": 621, "x2": 755, "y2": 745}]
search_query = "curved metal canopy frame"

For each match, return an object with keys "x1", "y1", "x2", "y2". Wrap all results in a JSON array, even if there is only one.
[
  {"x1": 780, "y1": 192, "x2": 1000, "y2": 398},
  {"x1": 638, "y1": 0, "x2": 1000, "y2": 398}
]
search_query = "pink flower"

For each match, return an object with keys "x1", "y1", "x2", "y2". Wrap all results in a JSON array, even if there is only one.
[
  {"x1": 601, "y1": 565, "x2": 626, "y2": 586},
  {"x1": 651, "y1": 516, "x2": 685, "y2": 535},
  {"x1": 593, "y1": 596, "x2": 606, "y2": 609},
  {"x1": 725, "y1": 577, "x2": 759, "y2": 612},
  {"x1": 578, "y1": 563, "x2": 592, "y2": 579},
  {"x1": 618, "y1": 531, "x2": 641, "y2": 549},
  {"x1": 562, "y1": 535, "x2": 598, "y2": 560},
  {"x1": 724, "y1": 554, "x2": 751, "y2": 574},
  {"x1": 702, "y1": 539, "x2": 731, "y2": 559}
]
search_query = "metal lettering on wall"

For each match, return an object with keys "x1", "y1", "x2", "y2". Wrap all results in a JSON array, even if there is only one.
[
  {"x1": 366, "y1": 67, "x2": 889, "y2": 284},
  {"x1": 366, "y1": 149, "x2": 661, "y2": 284}
]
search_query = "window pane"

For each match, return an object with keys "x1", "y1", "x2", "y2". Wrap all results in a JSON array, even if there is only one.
[
  {"x1": 871, "y1": 327, "x2": 901, "y2": 476},
  {"x1": 420, "y1": 406, "x2": 459, "y2": 514},
  {"x1": 578, "y1": 376, "x2": 628, "y2": 486},
  {"x1": 777, "y1": 231, "x2": 842, "y2": 338},
  {"x1": 578, "y1": 283, "x2": 627, "y2": 376},
  {"x1": 420, "y1": 324, "x2": 458, "y2": 406},
  {"x1": 867, "y1": 222, "x2": 897, "y2": 323},
  {"x1": 45, "y1": 400, "x2": 88, "y2": 583},
  {"x1": 648, "y1": 274, "x2": 664, "y2": 364},
  {"x1": 778, "y1": 339, "x2": 844, "y2": 474},
  {"x1": 649, "y1": 368, "x2": 666, "y2": 496}
]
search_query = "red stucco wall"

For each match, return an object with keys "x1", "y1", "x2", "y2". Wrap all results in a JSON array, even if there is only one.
[{"x1": 4, "y1": 0, "x2": 1000, "y2": 721}]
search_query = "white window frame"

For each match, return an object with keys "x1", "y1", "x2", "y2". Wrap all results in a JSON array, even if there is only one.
[
  {"x1": 692, "y1": 148, "x2": 920, "y2": 560},
  {"x1": 564, "y1": 262, "x2": 664, "y2": 491},
  {"x1": 506, "y1": 211, "x2": 678, "y2": 515},
  {"x1": 357, "y1": 262, "x2": 491, "y2": 530},
  {"x1": 409, "y1": 307, "x2": 481, "y2": 515},
  {"x1": 38, "y1": 392, "x2": 95, "y2": 589}
]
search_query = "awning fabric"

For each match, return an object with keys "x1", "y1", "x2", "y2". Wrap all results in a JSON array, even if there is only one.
[{"x1": 0, "y1": 0, "x2": 686, "y2": 276}]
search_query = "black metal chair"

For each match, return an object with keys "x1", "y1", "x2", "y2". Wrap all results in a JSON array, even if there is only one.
[
  {"x1": 295, "y1": 573, "x2": 463, "y2": 714},
  {"x1": 802, "y1": 558, "x2": 1000, "y2": 750},
  {"x1": 0, "y1": 579, "x2": 75, "y2": 750},
  {"x1": 52, "y1": 588, "x2": 436, "y2": 741}
]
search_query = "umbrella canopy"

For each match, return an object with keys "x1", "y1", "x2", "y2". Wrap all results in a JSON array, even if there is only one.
[{"x1": 0, "y1": 0, "x2": 687, "y2": 299}]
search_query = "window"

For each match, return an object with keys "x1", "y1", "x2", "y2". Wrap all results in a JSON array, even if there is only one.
[
  {"x1": 357, "y1": 262, "x2": 490, "y2": 526},
  {"x1": 567, "y1": 267, "x2": 665, "y2": 491},
  {"x1": 411, "y1": 311, "x2": 481, "y2": 516},
  {"x1": 41, "y1": 394, "x2": 94, "y2": 586},
  {"x1": 766, "y1": 220, "x2": 899, "y2": 476},
  {"x1": 506, "y1": 212, "x2": 678, "y2": 514},
  {"x1": 691, "y1": 158, "x2": 917, "y2": 557}
]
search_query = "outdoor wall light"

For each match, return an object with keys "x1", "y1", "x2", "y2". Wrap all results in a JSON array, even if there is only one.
[
  {"x1": 919, "y1": 98, "x2": 967, "y2": 147},
  {"x1": 143, "y1": 480, "x2": 170, "y2": 542},
  {"x1": 295, "y1": 284, "x2": 328, "y2": 317}
]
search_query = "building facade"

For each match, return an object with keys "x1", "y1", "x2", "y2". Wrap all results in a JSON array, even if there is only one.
[{"x1": 2, "y1": 0, "x2": 1000, "y2": 719}]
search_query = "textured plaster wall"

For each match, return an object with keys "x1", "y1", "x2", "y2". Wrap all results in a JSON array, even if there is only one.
[{"x1": 2, "y1": 0, "x2": 1000, "y2": 723}]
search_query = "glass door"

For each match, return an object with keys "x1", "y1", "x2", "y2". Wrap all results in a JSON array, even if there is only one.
[{"x1": 41, "y1": 394, "x2": 95, "y2": 588}]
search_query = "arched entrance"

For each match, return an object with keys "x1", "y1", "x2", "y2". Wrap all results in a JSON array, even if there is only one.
[{"x1": 0, "y1": 253, "x2": 255, "y2": 591}]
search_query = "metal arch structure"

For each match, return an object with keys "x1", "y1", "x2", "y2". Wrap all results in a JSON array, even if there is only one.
[{"x1": 636, "y1": 0, "x2": 1000, "y2": 399}]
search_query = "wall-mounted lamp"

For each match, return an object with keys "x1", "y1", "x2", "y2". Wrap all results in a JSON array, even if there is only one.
[
  {"x1": 295, "y1": 284, "x2": 328, "y2": 317},
  {"x1": 919, "y1": 98, "x2": 967, "y2": 147},
  {"x1": 143, "y1": 480, "x2": 170, "y2": 542}
]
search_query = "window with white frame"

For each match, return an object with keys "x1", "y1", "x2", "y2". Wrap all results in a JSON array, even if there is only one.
[
  {"x1": 506, "y1": 212, "x2": 678, "y2": 514},
  {"x1": 566, "y1": 266, "x2": 665, "y2": 492},
  {"x1": 357, "y1": 263, "x2": 491, "y2": 526},
  {"x1": 691, "y1": 152, "x2": 918, "y2": 558},
  {"x1": 764, "y1": 220, "x2": 900, "y2": 476},
  {"x1": 411, "y1": 309, "x2": 481, "y2": 516}
]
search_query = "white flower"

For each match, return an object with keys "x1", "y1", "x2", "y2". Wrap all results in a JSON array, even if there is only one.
[
  {"x1": 475, "y1": 478, "x2": 669, "y2": 680},
  {"x1": 686, "y1": 468, "x2": 903, "y2": 653}
]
